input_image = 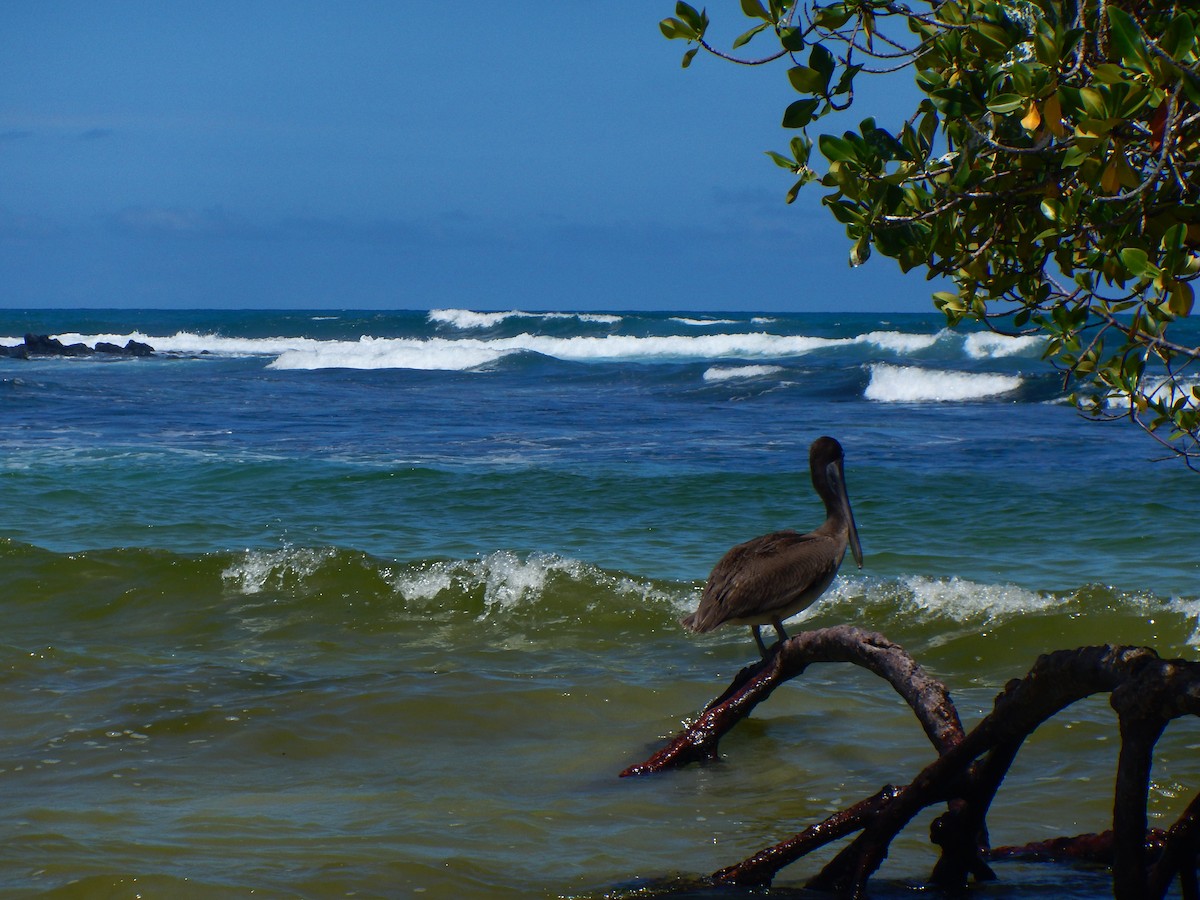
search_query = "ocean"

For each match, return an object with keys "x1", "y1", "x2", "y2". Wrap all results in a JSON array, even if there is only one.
[{"x1": 0, "y1": 307, "x2": 1197, "y2": 899}]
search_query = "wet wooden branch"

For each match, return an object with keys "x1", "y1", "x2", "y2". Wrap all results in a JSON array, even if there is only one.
[
  {"x1": 622, "y1": 639, "x2": 1200, "y2": 899},
  {"x1": 988, "y1": 829, "x2": 1169, "y2": 864},
  {"x1": 619, "y1": 625, "x2": 963, "y2": 777},
  {"x1": 807, "y1": 645, "x2": 1161, "y2": 897}
]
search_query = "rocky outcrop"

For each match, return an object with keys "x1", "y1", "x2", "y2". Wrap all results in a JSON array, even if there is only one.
[{"x1": 0, "y1": 334, "x2": 155, "y2": 359}]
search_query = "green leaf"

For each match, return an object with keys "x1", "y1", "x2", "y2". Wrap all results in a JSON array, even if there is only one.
[
  {"x1": 765, "y1": 150, "x2": 796, "y2": 170},
  {"x1": 1078, "y1": 87, "x2": 1107, "y2": 118},
  {"x1": 832, "y1": 63, "x2": 862, "y2": 97},
  {"x1": 932, "y1": 290, "x2": 963, "y2": 311},
  {"x1": 1161, "y1": 13, "x2": 1197, "y2": 61},
  {"x1": 1169, "y1": 281, "x2": 1195, "y2": 317},
  {"x1": 659, "y1": 17, "x2": 695, "y2": 40},
  {"x1": 675, "y1": 1, "x2": 704, "y2": 31},
  {"x1": 862, "y1": 125, "x2": 906, "y2": 159},
  {"x1": 813, "y1": 3, "x2": 853, "y2": 29},
  {"x1": 732, "y1": 22, "x2": 769, "y2": 48},
  {"x1": 1119, "y1": 247, "x2": 1154, "y2": 277},
  {"x1": 818, "y1": 133, "x2": 858, "y2": 162},
  {"x1": 681, "y1": 46, "x2": 699, "y2": 68},
  {"x1": 1033, "y1": 21, "x2": 1059, "y2": 66},
  {"x1": 1040, "y1": 198, "x2": 1062, "y2": 222},
  {"x1": 850, "y1": 235, "x2": 871, "y2": 267},
  {"x1": 781, "y1": 98, "x2": 820, "y2": 128},
  {"x1": 739, "y1": 0, "x2": 771, "y2": 21},
  {"x1": 779, "y1": 27, "x2": 805, "y2": 52},
  {"x1": 789, "y1": 135, "x2": 812, "y2": 166},
  {"x1": 826, "y1": 200, "x2": 864, "y2": 225},
  {"x1": 1090, "y1": 63, "x2": 1128, "y2": 84},
  {"x1": 1184, "y1": 74, "x2": 1200, "y2": 106},
  {"x1": 809, "y1": 44, "x2": 836, "y2": 84},
  {"x1": 972, "y1": 21, "x2": 1015, "y2": 57},
  {"x1": 1107, "y1": 7, "x2": 1152, "y2": 72},
  {"x1": 1061, "y1": 144, "x2": 1091, "y2": 167},
  {"x1": 986, "y1": 93, "x2": 1026, "y2": 114},
  {"x1": 788, "y1": 65, "x2": 829, "y2": 94}
]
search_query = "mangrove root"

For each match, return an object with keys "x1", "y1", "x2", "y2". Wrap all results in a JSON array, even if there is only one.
[{"x1": 621, "y1": 629, "x2": 1200, "y2": 899}]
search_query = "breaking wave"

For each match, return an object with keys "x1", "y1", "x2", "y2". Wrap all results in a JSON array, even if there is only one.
[
  {"x1": 865, "y1": 363, "x2": 1023, "y2": 402},
  {"x1": 428, "y1": 308, "x2": 622, "y2": 329},
  {"x1": 702, "y1": 364, "x2": 786, "y2": 383},
  {"x1": 3, "y1": 316, "x2": 1050, "y2": 376},
  {"x1": 964, "y1": 332, "x2": 1044, "y2": 359}
]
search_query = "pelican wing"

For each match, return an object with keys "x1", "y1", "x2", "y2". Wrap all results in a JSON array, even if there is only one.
[{"x1": 684, "y1": 529, "x2": 842, "y2": 632}]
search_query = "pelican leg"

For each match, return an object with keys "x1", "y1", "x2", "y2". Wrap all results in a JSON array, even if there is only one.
[
  {"x1": 751, "y1": 625, "x2": 769, "y2": 658},
  {"x1": 772, "y1": 619, "x2": 789, "y2": 646}
]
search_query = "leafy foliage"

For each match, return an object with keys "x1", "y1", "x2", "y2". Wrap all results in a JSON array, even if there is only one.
[{"x1": 662, "y1": 0, "x2": 1200, "y2": 466}]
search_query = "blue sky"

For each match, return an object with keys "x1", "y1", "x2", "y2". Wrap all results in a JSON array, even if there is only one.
[{"x1": 1, "y1": 3, "x2": 933, "y2": 313}]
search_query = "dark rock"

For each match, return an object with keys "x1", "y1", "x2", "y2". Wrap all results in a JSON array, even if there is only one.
[
  {"x1": 21, "y1": 333, "x2": 93, "y2": 356},
  {"x1": 23, "y1": 333, "x2": 68, "y2": 355},
  {"x1": 0, "y1": 334, "x2": 156, "y2": 359}
]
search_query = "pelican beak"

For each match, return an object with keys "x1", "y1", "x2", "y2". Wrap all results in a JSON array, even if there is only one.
[{"x1": 827, "y1": 459, "x2": 863, "y2": 568}]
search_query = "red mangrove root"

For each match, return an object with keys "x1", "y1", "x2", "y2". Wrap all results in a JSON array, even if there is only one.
[{"x1": 622, "y1": 635, "x2": 1200, "y2": 899}]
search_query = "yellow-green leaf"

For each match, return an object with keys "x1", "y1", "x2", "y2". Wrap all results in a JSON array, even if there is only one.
[{"x1": 1021, "y1": 101, "x2": 1042, "y2": 132}]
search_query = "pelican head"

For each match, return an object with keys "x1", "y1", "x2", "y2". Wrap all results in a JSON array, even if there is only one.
[{"x1": 810, "y1": 436, "x2": 863, "y2": 569}]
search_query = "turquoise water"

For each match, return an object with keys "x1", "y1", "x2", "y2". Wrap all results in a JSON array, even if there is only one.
[{"x1": 0, "y1": 308, "x2": 1197, "y2": 898}]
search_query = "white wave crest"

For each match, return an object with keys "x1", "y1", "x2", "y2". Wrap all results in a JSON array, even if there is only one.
[
  {"x1": 896, "y1": 575, "x2": 1056, "y2": 620},
  {"x1": 703, "y1": 365, "x2": 785, "y2": 383},
  {"x1": 963, "y1": 332, "x2": 1044, "y2": 359},
  {"x1": 671, "y1": 317, "x2": 739, "y2": 327},
  {"x1": 865, "y1": 363, "x2": 1022, "y2": 402},
  {"x1": 220, "y1": 547, "x2": 337, "y2": 595},
  {"x1": 269, "y1": 336, "x2": 511, "y2": 371},
  {"x1": 391, "y1": 550, "x2": 570, "y2": 613},
  {"x1": 428, "y1": 308, "x2": 622, "y2": 329},
  {"x1": 802, "y1": 575, "x2": 1056, "y2": 630},
  {"x1": 269, "y1": 332, "x2": 850, "y2": 371},
  {"x1": 856, "y1": 329, "x2": 946, "y2": 354},
  {"x1": 21, "y1": 321, "x2": 1046, "y2": 376},
  {"x1": 389, "y1": 550, "x2": 678, "y2": 618}
]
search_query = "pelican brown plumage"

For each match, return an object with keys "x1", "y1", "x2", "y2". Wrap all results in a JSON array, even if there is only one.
[{"x1": 681, "y1": 436, "x2": 864, "y2": 657}]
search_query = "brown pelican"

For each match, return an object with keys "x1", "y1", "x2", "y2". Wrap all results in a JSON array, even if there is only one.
[{"x1": 681, "y1": 436, "x2": 863, "y2": 657}]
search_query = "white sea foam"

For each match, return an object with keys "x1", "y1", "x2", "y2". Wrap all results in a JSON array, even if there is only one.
[
  {"x1": 670, "y1": 317, "x2": 739, "y2": 327},
  {"x1": 896, "y1": 575, "x2": 1056, "y2": 620},
  {"x1": 389, "y1": 550, "x2": 677, "y2": 617},
  {"x1": 269, "y1": 332, "x2": 849, "y2": 370},
  {"x1": 856, "y1": 329, "x2": 946, "y2": 354},
  {"x1": 390, "y1": 551, "x2": 580, "y2": 613},
  {"x1": 428, "y1": 308, "x2": 622, "y2": 329},
  {"x1": 269, "y1": 336, "x2": 511, "y2": 371},
  {"x1": 220, "y1": 547, "x2": 337, "y2": 594},
  {"x1": 963, "y1": 332, "x2": 1044, "y2": 359},
  {"x1": 804, "y1": 574, "x2": 1058, "y2": 629},
  {"x1": 702, "y1": 364, "x2": 785, "y2": 383},
  {"x1": 865, "y1": 363, "x2": 1022, "y2": 402},
  {"x1": 20, "y1": 321, "x2": 1046, "y2": 376}
]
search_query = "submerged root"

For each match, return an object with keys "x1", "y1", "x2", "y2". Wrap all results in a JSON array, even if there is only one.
[{"x1": 621, "y1": 632, "x2": 1200, "y2": 899}]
